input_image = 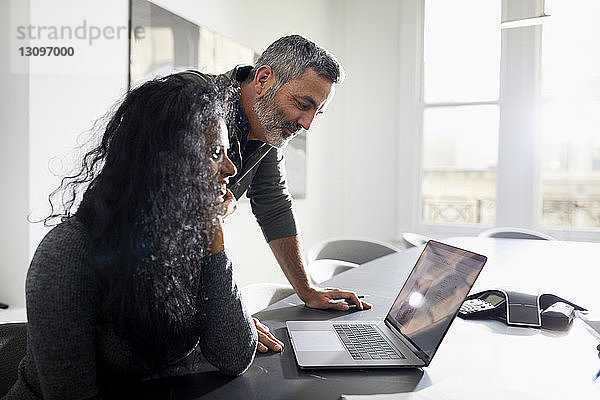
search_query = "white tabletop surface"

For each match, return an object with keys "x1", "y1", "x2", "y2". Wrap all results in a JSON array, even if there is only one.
[
  {"x1": 0, "y1": 307, "x2": 26, "y2": 324},
  {"x1": 390, "y1": 238, "x2": 600, "y2": 399}
]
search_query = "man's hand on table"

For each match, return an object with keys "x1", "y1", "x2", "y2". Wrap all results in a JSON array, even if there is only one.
[
  {"x1": 254, "y1": 317, "x2": 284, "y2": 353},
  {"x1": 301, "y1": 287, "x2": 372, "y2": 311},
  {"x1": 252, "y1": 287, "x2": 371, "y2": 353}
]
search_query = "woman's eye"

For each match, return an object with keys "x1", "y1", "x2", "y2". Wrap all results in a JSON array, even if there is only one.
[{"x1": 211, "y1": 147, "x2": 222, "y2": 161}]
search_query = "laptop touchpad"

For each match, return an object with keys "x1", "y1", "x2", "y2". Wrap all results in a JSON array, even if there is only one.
[{"x1": 292, "y1": 330, "x2": 345, "y2": 351}]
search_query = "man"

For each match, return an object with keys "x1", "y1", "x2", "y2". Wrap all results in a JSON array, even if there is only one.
[{"x1": 181, "y1": 35, "x2": 371, "y2": 353}]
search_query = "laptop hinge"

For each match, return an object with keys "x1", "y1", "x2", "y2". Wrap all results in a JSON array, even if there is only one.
[{"x1": 384, "y1": 319, "x2": 428, "y2": 364}]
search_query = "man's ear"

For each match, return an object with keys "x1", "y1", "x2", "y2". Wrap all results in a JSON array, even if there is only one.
[{"x1": 253, "y1": 65, "x2": 275, "y2": 95}]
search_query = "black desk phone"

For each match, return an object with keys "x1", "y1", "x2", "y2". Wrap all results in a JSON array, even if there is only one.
[
  {"x1": 459, "y1": 290, "x2": 506, "y2": 321},
  {"x1": 459, "y1": 289, "x2": 586, "y2": 329}
]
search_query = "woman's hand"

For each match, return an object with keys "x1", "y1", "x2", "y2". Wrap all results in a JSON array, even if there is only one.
[
  {"x1": 254, "y1": 318, "x2": 284, "y2": 353},
  {"x1": 209, "y1": 189, "x2": 237, "y2": 254},
  {"x1": 209, "y1": 219, "x2": 225, "y2": 254}
]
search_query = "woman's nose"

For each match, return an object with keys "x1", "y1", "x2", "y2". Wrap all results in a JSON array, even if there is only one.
[{"x1": 221, "y1": 152, "x2": 237, "y2": 178}]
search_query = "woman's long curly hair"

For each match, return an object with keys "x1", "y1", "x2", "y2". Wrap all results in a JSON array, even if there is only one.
[{"x1": 45, "y1": 73, "x2": 235, "y2": 371}]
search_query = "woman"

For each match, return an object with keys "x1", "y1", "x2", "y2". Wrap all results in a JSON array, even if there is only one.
[{"x1": 5, "y1": 74, "x2": 257, "y2": 399}]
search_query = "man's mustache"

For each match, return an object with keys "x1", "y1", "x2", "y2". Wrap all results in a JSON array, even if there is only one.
[{"x1": 282, "y1": 121, "x2": 303, "y2": 134}]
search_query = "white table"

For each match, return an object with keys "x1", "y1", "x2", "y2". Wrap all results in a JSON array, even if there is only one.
[
  {"x1": 0, "y1": 307, "x2": 26, "y2": 324},
  {"x1": 375, "y1": 237, "x2": 600, "y2": 400}
]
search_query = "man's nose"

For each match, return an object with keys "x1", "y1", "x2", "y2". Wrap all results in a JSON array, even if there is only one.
[{"x1": 298, "y1": 111, "x2": 317, "y2": 131}]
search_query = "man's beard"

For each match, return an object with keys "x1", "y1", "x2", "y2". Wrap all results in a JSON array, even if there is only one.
[{"x1": 253, "y1": 86, "x2": 304, "y2": 148}]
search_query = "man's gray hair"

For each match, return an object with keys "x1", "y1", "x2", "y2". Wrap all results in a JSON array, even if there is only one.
[{"x1": 245, "y1": 35, "x2": 345, "y2": 86}]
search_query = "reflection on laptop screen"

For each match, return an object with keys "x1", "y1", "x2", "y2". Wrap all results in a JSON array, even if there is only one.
[{"x1": 386, "y1": 241, "x2": 486, "y2": 360}]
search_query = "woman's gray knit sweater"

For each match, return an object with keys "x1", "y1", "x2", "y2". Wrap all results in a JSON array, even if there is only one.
[{"x1": 4, "y1": 218, "x2": 257, "y2": 399}]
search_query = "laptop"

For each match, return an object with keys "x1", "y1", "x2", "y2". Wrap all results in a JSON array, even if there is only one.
[{"x1": 287, "y1": 240, "x2": 487, "y2": 369}]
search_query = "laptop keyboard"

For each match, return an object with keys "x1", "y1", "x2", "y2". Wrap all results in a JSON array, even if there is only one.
[{"x1": 333, "y1": 324, "x2": 406, "y2": 360}]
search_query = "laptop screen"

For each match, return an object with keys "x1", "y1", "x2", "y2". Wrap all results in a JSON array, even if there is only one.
[{"x1": 385, "y1": 240, "x2": 487, "y2": 363}]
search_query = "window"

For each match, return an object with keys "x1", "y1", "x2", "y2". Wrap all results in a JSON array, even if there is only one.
[
  {"x1": 421, "y1": 0, "x2": 500, "y2": 225},
  {"x1": 540, "y1": 0, "x2": 600, "y2": 229},
  {"x1": 413, "y1": 0, "x2": 600, "y2": 238}
]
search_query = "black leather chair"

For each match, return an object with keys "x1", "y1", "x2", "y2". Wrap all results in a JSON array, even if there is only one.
[{"x1": 0, "y1": 322, "x2": 27, "y2": 396}]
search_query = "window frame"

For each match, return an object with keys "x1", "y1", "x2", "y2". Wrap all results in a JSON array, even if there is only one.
[{"x1": 395, "y1": 0, "x2": 600, "y2": 242}]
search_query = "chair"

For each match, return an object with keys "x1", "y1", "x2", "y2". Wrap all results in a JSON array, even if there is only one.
[
  {"x1": 306, "y1": 237, "x2": 401, "y2": 266},
  {"x1": 401, "y1": 232, "x2": 433, "y2": 248},
  {"x1": 0, "y1": 322, "x2": 27, "y2": 396},
  {"x1": 240, "y1": 283, "x2": 296, "y2": 315},
  {"x1": 306, "y1": 259, "x2": 359, "y2": 284},
  {"x1": 305, "y1": 237, "x2": 401, "y2": 284},
  {"x1": 478, "y1": 227, "x2": 556, "y2": 240}
]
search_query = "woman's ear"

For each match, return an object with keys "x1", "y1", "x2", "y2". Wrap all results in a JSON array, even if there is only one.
[{"x1": 253, "y1": 65, "x2": 275, "y2": 96}]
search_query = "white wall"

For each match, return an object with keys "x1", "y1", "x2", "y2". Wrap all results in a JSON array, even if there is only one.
[
  {"x1": 28, "y1": 0, "x2": 130, "y2": 256},
  {"x1": 1, "y1": 0, "x2": 30, "y2": 308},
  {"x1": 1, "y1": 0, "x2": 129, "y2": 307},
  {"x1": 336, "y1": 0, "x2": 403, "y2": 241}
]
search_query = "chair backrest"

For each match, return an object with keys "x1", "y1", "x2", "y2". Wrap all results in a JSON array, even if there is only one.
[
  {"x1": 306, "y1": 237, "x2": 401, "y2": 266},
  {"x1": 0, "y1": 322, "x2": 27, "y2": 396},
  {"x1": 240, "y1": 283, "x2": 296, "y2": 315},
  {"x1": 306, "y1": 259, "x2": 358, "y2": 284},
  {"x1": 478, "y1": 227, "x2": 556, "y2": 240},
  {"x1": 401, "y1": 232, "x2": 433, "y2": 248}
]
